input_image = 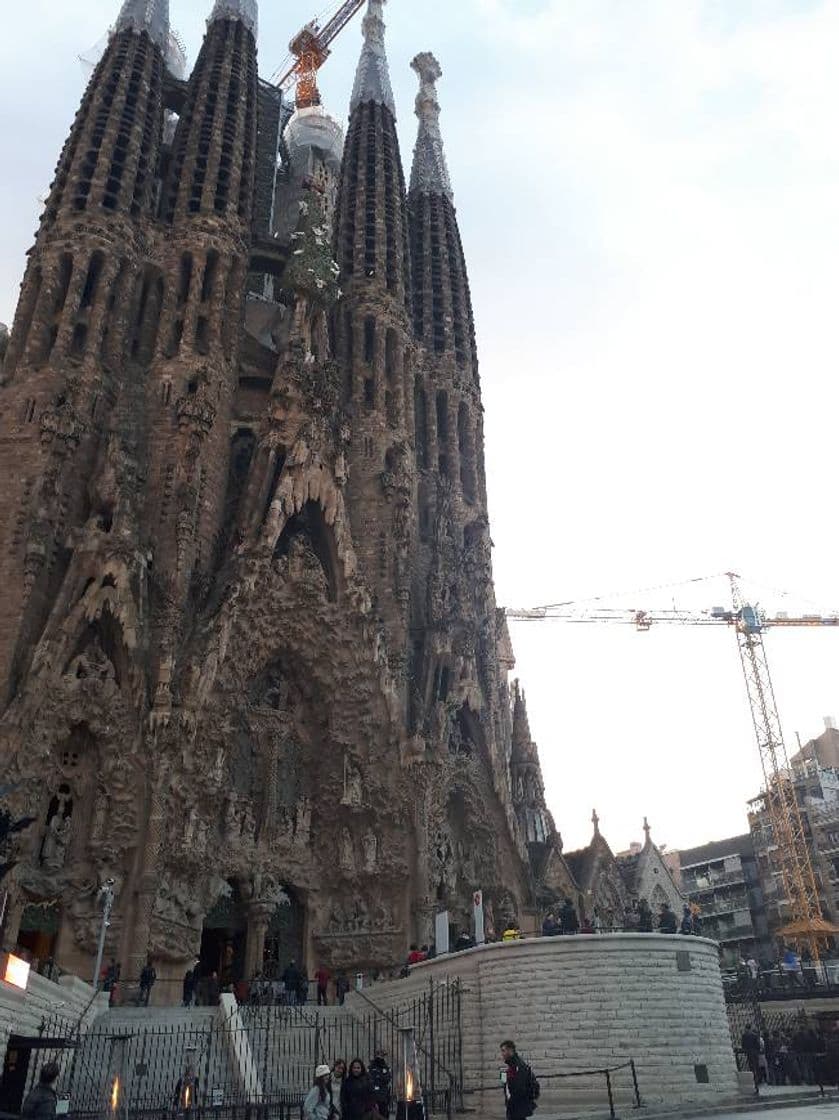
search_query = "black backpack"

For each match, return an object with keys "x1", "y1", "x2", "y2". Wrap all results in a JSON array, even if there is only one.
[{"x1": 521, "y1": 1062, "x2": 540, "y2": 1104}]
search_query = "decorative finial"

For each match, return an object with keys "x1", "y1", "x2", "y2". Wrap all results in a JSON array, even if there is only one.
[
  {"x1": 115, "y1": 0, "x2": 170, "y2": 49},
  {"x1": 592, "y1": 809, "x2": 600, "y2": 837},
  {"x1": 350, "y1": 0, "x2": 396, "y2": 117},
  {"x1": 409, "y1": 52, "x2": 453, "y2": 200},
  {"x1": 210, "y1": 0, "x2": 258, "y2": 35},
  {"x1": 643, "y1": 816, "x2": 651, "y2": 843}
]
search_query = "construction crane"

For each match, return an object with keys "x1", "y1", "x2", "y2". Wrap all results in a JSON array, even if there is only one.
[
  {"x1": 506, "y1": 573, "x2": 838, "y2": 960},
  {"x1": 272, "y1": 1, "x2": 367, "y2": 110}
]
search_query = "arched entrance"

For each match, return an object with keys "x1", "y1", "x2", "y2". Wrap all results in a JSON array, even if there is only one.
[
  {"x1": 262, "y1": 890, "x2": 305, "y2": 979},
  {"x1": 200, "y1": 882, "x2": 247, "y2": 992},
  {"x1": 16, "y1": 902, "x2": 60, "y2": 972}
]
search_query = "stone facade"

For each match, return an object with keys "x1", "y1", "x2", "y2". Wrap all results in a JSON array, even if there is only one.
[
  {"x1": 0, "y1": 0, "x2": 658, "y2": 994},
  {"x1": 347, "y1": 935, "x2": 739, "y2": 1112}
]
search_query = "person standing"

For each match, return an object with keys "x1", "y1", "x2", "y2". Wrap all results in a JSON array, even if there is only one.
[
  {"x1": 22, "y1": 1063, "x2": 60, "y2": 1120},
  {"x1": 303, "y1": 1065, "x2": 335, "y2": 1120},
  {"x1": 183, "y1": 959, "x2": 200, "y2": 1007},
  {"x1": 340, "y1": 1059, "x2": 375, "y2": 1120},
  {"x1": 500, "y1": 1041, "x2": 538, "y2": 1120},
  {"x1": 369, "y1": 1049, "x2": 392, "y2": 1119},
  {"x1": 559, "y1": 898, "x2": 579, "y2": 935},
  {"x1": 331, "y1": 1059, "x2": 347, "y2": 1117},
  {"x1": 541, "y1": 912, "x2": 560, "y2": 937},
  {"x1": 315, "y1": 965, "x2": 330, "y2": 1006},
  {"x1": 637, "y1": 899, "x2": 653, "y2": 933},
  {"x1": 139, "y1": 955, "x2": 157, "y2": 1006},
  {"x1": 336, "y1": 972, "x2": 350, "y2": 1006},
  {"x1": 658, "y1": 904, "x2": 677, "y2": 934},
  {"x1": 283, "y1": 960, "x2": 302, "y2": 1006},
  {"x1": 741, "y1": 1023, "x2": 761, "y2": 1096}
]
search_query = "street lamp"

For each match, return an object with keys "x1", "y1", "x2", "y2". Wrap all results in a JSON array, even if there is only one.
[{"x1": 395, "y1": 1027, "x2": 425, "y2": 1120}]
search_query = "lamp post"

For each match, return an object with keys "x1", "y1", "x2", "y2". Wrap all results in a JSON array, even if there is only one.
[
  {"x1": 395, "y1": 1027, "x2": 425, "y2": 1120},
  {"x1": 93, "y1": 879, "x2": 116, "y2": 990}
]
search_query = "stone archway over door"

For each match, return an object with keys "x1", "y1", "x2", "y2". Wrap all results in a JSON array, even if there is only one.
[
  {"x1": 263, "y1": 892, "x2": 305, "y2": 979},
  {"x1": 201, "y1": 885, "x2": 247, "y2": 992}
]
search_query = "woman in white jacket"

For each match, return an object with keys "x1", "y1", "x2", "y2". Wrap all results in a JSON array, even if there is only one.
[{"x1": 303, "y1": 1065, "x2": 336, "y2": 1120}]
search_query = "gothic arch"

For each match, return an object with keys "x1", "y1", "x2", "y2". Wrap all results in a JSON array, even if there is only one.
[{"x1": 273, "y1": 499, "x2": 342, "y2": 603}]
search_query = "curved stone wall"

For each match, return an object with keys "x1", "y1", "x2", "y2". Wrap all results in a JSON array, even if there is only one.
[{"x1": 351, "y1": 934, "x2": 738, "y2": 1113}]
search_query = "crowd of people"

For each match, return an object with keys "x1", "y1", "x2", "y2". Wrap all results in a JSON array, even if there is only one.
[
  {"x1": 740, "y1": 1021, "x2": 833, "y2": 1094},
  {"x1": 293, "y1": 1051, "x2": 395, "y2": 1120},
  {"x1": 23, "y1": 1040, "x2": 540, "y2": 1120},
  {"x1": 729, "y1": 945, "x2": 839, "y2": 992},
  {"x1": 537, "y1": 898, "x2": 699, "y2": 938}
]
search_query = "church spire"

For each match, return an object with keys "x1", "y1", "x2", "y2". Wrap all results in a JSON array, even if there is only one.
[
  {"x1": 115, "y1": 0, "x2": 170, "y2": 48},
  {"x1": 210, "y1": 0, "x2": 258, "y2": 35},
  {"x1": 350, "y1": 0, "x2": 396, "y2": 117},
  {"x1": 511, "y1": 680, "x2": 537, "y2": 763},
  {"x1": 410, "y1": 53, "x2": 453, "y2": 200}
]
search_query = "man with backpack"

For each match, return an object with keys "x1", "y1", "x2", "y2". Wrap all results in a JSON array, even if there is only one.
[{"x1": 500, "y1": 1040, "x2": 539, "y2": 1119}]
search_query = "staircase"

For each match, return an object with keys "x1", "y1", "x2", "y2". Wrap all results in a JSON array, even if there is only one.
[
  {"x1": 241, "y1": 1004, "x2": 373, "y2": 1098},
  {"x1": 69, "y1": 1005, "x2": 239, "y2": 1112}
]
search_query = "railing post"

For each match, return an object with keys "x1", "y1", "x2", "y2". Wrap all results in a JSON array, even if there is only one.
[
  {"x1": 428, "y1": 978, "x2": 436, "y2": 1105},
  {"x1": 630, "y1": 1059, "x2": 642, "y2": 1108},
  {"x1": 605, "y1": 1069, "x2": 616, "y2": 1120}
]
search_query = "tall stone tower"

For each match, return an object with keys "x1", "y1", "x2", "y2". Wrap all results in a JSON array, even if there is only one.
[{"x1": 0, "y1": 0, "x2": 597, "y2": 994}]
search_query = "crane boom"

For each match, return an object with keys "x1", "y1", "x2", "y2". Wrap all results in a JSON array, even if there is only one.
[
  {"x1": 274, "y1": 0, "x2": 367, "y2": 108},
  {"x1": 505, "y1": 574, "x2": 830, "y2": 957}
]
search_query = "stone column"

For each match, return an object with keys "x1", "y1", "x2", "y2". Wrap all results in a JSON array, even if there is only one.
[
  {"x1": 126, "y1": 754, "x2": 171, "y2": 986},
  {"x1": 245, "y1": 904, "x2": 273, "y2": 980}
]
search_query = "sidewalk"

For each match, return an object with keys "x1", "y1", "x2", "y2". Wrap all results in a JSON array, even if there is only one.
[{"x1": 502, "y1": 1085, "x2": 839, "y2": 1120}]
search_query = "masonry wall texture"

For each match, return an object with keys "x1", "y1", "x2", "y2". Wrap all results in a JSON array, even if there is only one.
[
  {"x1": 348, "y1": 936, "x2": 739, "y2": 1113},
  {"x1": 0, "y1": 0, "x2": 684, "y2": 998},
  {"x1": 0, "y1": 972, "x2": 109, "y2": 1071}
]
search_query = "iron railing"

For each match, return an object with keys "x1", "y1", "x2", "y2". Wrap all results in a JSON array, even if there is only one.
[
  {"x1": 9, "y1": 982, "x2": 463, "y2": 1120},
  {"x1": 467, "y1": 1059, "x2": 642, "y2": 1120}
]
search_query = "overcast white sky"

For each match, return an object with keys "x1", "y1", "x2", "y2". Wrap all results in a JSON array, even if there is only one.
[{"x1": 2, "y1": 0, "x2": 839, "y2": 854}]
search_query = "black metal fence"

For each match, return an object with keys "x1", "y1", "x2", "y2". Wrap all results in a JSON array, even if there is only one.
[
  {"x1": 464, "y1": 1059, "x2": 642, "y2": 1120},
  {"x1": 8, "y1": 982, "x2": 463, "y2": 1120}
]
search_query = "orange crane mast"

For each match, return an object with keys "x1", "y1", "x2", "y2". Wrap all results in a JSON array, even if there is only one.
[
  {"x1": 273, "y1": 1, "x2": 367, "y2": 109},
  {"x1": 506, "y1": 573, "x2": 836, "y2": 959}
]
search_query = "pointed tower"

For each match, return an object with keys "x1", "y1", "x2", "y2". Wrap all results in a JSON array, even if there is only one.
[
  {"x1": 407, "y1": 55, "x2": 497, "y2": 755},
  {"x1": 334, "y1": 0, "x2": 415, "y2": 681},
  {"x1": 510, "y1": 681, "x2": 551, "y2": 845},
  {"x1": 144, "y1": 0, "x2": 260, "y2": 714},
  {"x1": 0, "y1": 0, "x2": 171, "y2": 702}
]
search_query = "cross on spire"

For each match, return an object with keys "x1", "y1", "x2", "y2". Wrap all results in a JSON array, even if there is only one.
[
  {"x1": 643, "y1": 816, "x2": 651, "y2": 844},
  {"x1": 592, "y1": 809, "x2": 600, "y2": 837}
]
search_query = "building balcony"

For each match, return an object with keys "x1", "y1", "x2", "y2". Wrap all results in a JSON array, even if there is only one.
[
  {"x1": 683, "y1": 869, "x2": 747, "y2": 890},
  {"x1": 710, "y1": 924, "x2": 756, "y2": 943}
]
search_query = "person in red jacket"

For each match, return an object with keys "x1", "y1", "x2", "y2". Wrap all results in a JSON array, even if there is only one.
[{"x1": 315, "y1": 965, "x2": 330, "y2": 1006}]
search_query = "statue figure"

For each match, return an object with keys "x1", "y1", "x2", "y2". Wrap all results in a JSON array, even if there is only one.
[
  {"x1": 42, "y1": 812, "x2": 71, "y2": 870},
  {"x1": 90, "y1": 791, "x2": 109, "y2": 844},
  {"x1": 240, "y1": 801, "x2": 256, "y2": 843},
  {"x1": 225, "y1": 795, "x2": 239, "y2": 838},
  {"x1": 363, "y1": 830, "x2": 378, "y2": 873},
  {"x1": 340, "y1": 827, "x2": 354, "y2": 871},
  {"x1": 342, "y1": 758, "x2": 362, "y2": 806}
]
